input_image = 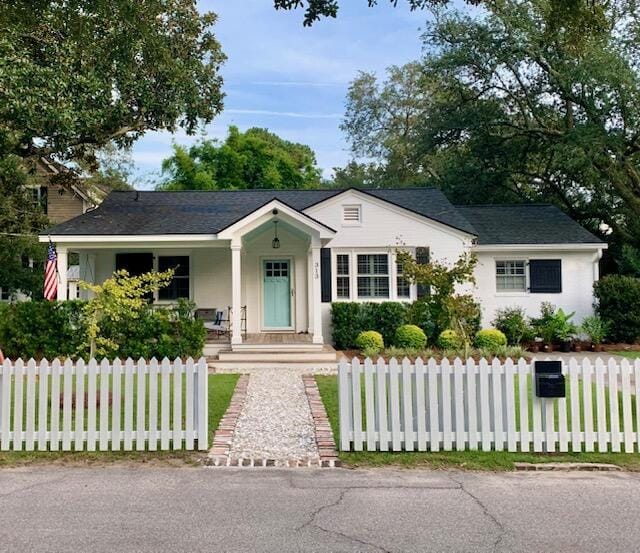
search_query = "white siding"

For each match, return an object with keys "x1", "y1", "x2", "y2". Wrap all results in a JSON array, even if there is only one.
[{"x1": 474, "y1": 249, "x2": 600, "y2": 327}]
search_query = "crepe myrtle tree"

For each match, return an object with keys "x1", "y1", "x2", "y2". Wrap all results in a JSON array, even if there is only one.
[{"x1": 397, "y1": 250, "x2": 480, "y2": 347}]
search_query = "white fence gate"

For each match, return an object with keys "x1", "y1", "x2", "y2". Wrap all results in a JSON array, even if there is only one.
[
  {"x1": 0, "y1": 357, "x2": 209, "y2": 452},
  {"x1": 338, "y1": 357, "x2": 640, "y2": 453}
]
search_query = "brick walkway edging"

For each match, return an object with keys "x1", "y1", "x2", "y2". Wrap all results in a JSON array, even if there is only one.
[
  {"x1": 302, "y1": 375, "x2": 341, "y2": 468},
  {"x1": 206, "y1": 375, "x2": 250, "y2": 460}
]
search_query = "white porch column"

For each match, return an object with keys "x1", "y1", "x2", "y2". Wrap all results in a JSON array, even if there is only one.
[
  {"x1": 310, "y1": 243, "x2": 323, "y2": 345},
  {"x1": 231, "y1": 241, "x2": 243, "y2": 345},
  {"x1": 307, "y1": 248, "x2": 314, "y2": 335},
  {"x1": 57, "y1": 247, "x2": 68, "y2": 301}
]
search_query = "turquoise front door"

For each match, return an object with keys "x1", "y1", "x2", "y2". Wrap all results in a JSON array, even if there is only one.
[{"x1": 263, "y1": 260, "x2": 292, "y2": 328}]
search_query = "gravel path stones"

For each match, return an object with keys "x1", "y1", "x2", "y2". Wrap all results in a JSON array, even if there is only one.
[{"x1": 228, "y1": 369, "x2": 320, "y2": 463}]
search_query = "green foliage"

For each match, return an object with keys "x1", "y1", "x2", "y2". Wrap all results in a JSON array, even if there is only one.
[
  {"x1": 159, "y1": 126, "x2": 322, "y2": 191},
  {"x1": 330, "y1": 301, "x2": 410, "y2": 349},
  {"x1": 475, "y1": 329, "x2": 507, "y2": 349},
  {"x1": 531, "y1": 303, "x2": 577, "y2": 344},
  {"x1": 492, "y1": 307, "x2": 533, "y2": 346},
  {"x1": 339, "y1": 1, "x2": 640, "y2": 260},
  {"x1": 405, "y1": 300, "x2": 437, "y2": 342},
  {"x1": 594, "y1": 275, "x2": 640, "y2": 343},
  {"x1": 0, "y1": 299, "x2": 205, "y2": 361},
  {"x1": 79, "y1": 269, "x2": 175, "y2": 358},
  {"x1": 395, "y1": 324, "x2": 427, "y2": 349},
  {"x1": 355, "y1": 331, "x2": 384, "y2": 354},
  {"x1": 0, "y1": 301, "x2": 86, "y2": 359},
  {"x1": 397, "y1": 250, "x2": 480, "y2": 345},
  {"x1": 580, "y1": 315, "x2": 610, "y2": 345},
  {"x1": 438, "y1": 329, "x2": 462, "y2": 350}
]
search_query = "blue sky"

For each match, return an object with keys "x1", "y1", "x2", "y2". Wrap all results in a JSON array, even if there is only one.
[{"x1": 131, "y1": 1, "x2": 431, "y2": 189}]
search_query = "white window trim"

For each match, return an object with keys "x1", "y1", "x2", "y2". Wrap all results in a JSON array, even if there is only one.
[
  {"x1": 331, "y1": 248, "x2": 417, "y2": 303},
  {"x1": 341, "y1": 204, "x2": 362, "y2": 227},
  {"x1": 495, "y1": 258, "x2": 528, "y2": 295}
]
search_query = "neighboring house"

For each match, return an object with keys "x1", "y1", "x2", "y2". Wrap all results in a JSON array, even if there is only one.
[
  {"x1": 40, "y1": 188, "x2": 606, "y2": 346},
  {"x1": 30, "y1": 157, "x2": 110, "y2": 224},
  {"x1": 0, "y1": 158, "x2": 109, "y2": 302}
]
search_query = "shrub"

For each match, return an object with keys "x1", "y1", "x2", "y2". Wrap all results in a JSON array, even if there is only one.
[
  {"x1": 395, "y1": 324, "x2": 427, "y2": 349},
  {"x1": 0, "y1": 300, "x2": 86, "y2": 360},
  {"x1": 405, "y1": 300, "x2": 436, "y2": 342},
  {"x1": 475, "y1": 328, "x2": 507, "y2": 349},
  {"x1": 355, "y1": 330, "x2": 384, "y2": 354},
  {"x1": 331, "y1": 302, "x2": 409, "y2": 349},
  {"x1": 0, "y1": 299, "x2": 205, "y2": 360},
  {"x1": 594, "y1": 275, "x2": 640, "y2": 343},
  {"x1": 492, "y1": 307, "x2": 533, "y2": 345},
  {"x1": 438, "y1": 329, "x2": 462, "y2": 349},
  {"x1": 580, "y1": 315, "x2": 610, "y2": 345}
]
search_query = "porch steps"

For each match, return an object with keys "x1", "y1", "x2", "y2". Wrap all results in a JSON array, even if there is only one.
[{"x1": 207, "y1": 345, "x2": 338, "y2": 370}]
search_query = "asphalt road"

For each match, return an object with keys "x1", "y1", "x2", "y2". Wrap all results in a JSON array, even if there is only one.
[{"x1": 1, "y1": 466, "x2": 640, "y2": 552}]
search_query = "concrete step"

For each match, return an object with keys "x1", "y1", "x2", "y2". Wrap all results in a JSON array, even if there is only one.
[
  {"x1": 216, "y1": 349, "x2": 337, "y2": 363},
  {"x1": 230, "y1": 343, "x2": 324, "y2": 353},
  {"x1": 208, "y1": 360, "x2": 338, "y2": 371}
]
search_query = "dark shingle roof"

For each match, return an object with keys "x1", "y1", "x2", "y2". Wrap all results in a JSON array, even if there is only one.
[
  {"x1": 44, "y1": 188, "x2": 478, "y2": 236},
  {"x1": 44, "y1": 188, "x2": 603, "y2": 246},
  {"x1": 456, "y1": 204, "x2": 604, "y2": 245}
]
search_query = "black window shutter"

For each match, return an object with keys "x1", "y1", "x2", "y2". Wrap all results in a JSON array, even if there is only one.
[
  {"x1": 529, "y1": 259, "x2": 562, "y2": 293},
  {"x1": 115, "y1": 253, "x2": 153, "y2": 276},
  {"x1": 416, "y1": 247, "x2": 430, "y2": 299},
  {"x1": 320, "y1": 248, "x2": 332, "y2": 303}
]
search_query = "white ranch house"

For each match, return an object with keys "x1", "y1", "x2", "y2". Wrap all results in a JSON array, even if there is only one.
[{"x1": 41, "y1": 188, "x2": 606, "y2": 350}]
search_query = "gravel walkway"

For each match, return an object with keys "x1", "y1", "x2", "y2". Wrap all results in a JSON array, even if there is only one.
[{"x1": 228, "y1": 369, "x2": 320, "y2": 463}]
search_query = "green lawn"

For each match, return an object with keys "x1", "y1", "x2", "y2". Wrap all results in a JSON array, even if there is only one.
[
  {"x1": 315, "y1": 375, "x2": 640, "y2": 471},
  {"x1": 0, "y1": 374, "x2": 239, "y2": 467},
  {"x1": 613, "y1": 351, "x2": 640, "y2": 360}
]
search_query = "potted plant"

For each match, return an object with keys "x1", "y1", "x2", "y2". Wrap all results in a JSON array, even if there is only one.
[
  {"x1": 581, "y1": 315, "x2": 609, "y2": 352},
  {"x1": 529, "y1": 337, "x2": 542, "y2": 353},
  {"x1": 555, "y1": 309, "x2": 577, "y2": 353}
]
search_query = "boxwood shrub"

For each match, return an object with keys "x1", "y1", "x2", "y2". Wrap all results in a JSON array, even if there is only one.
[
  {"x1": 475, "y1": 328, "x2": 507, "y2": 349},
  {"x1": 395, "y1": 324, "x2": 427, "y2": 349},
  {"x1": 355, "y1": 331, "x2": 384, "y2": 354}
]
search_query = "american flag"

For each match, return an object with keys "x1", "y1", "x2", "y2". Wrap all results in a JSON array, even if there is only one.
[{"x1": 44, "y1": 242, "x2": 58, "y2": 301}]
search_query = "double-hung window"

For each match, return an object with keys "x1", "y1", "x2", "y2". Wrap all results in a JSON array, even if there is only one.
[
  {"x1": 357, "y1": 254, "x2": 389, "y2": 298},
  {"x1": 496, "y1": 260, "x2": 526, "y2": 292},
  {"x1": 396, "y1": 259, "x2": 411, "y2": 299},
  {"x1": 336, "y1": 254, "x2": 350, "y2": 299},
  {"x1": 158, "y1": 256, "x2": 190, "y2": 300}
]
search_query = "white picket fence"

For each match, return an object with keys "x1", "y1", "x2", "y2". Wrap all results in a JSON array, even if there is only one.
[
  {"x1": 0, "y1": 357, "x2": 209, "y2": 452},
  {"x1": 338, "y1": 356, "x2": 640, "y2": 453}
]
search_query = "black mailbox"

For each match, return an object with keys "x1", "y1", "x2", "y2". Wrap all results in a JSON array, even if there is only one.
[{"x1": 535, "y1": 361, "x2": 565, "y2": 398}]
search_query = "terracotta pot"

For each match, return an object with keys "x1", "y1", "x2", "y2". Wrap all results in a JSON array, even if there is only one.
[
  {"x1": 530, "y1": 344, "x2": 540, "y2": 353},
  {"x1": 543, "y1": 343, "x2": 554, "y2": 353},
  {"x1": 592, "y1": 343, "x2": 603, "y2": 352},
  {"x1": 573, "y1": 344, "x2": 582, "y2": 352}
]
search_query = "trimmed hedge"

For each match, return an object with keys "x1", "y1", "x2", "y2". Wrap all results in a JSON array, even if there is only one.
[
  {"x1": 355, "y1": 331, "x2": 384, "y2": 354},
  {"x1": 475, "y1": 328, "x2": 507, "y2": 349},
  {"x1": 331, "y1": 302, "x2": 410, "y2": 350},
  {"x1": 438, "y1": 329, "x2": 462, "y2": 349},
  {"x1": 395, "y1": 324, "x2": 427, "y2": 349},
  {"x1": 0, "y1": 300, "x2": 206, "y2": 360},
  {"x1": 594, "y1": 275, "x2": 640, "y2": 343}
]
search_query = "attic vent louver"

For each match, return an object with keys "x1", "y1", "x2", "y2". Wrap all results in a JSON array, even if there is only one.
[{"x1": 342, "y1": 205, "x2": 361, "y2": 224}]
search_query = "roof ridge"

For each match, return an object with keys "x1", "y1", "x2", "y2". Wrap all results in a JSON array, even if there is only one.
[
  {"x1": 455, "y1": 203, "x2": 555, "y2": 208},
  {"x1": 111, "y1": 186, "x2": 441, "y2": 194}
]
